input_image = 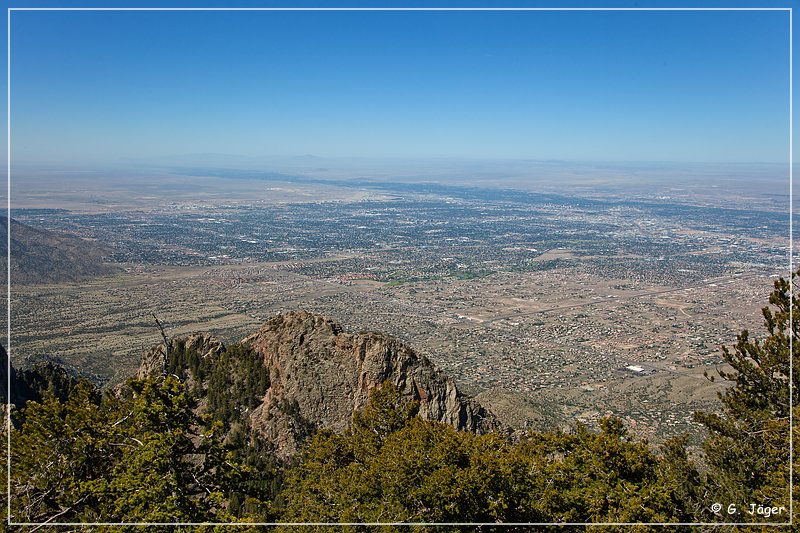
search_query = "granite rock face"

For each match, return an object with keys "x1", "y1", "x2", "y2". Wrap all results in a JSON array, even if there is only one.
[
  {"x1": 136, "y1": 312, "x2": 498, "y2": 460},
  {"x1": 242, "y1": 311, "x2": 498, "y2": 459}
]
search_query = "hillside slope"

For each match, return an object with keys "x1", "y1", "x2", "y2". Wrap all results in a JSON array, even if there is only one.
[{"x1": 0, "y1": 217, "x2": 122, "y2": 284}]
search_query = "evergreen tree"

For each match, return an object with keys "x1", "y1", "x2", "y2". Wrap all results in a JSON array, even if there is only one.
[
  {"x1": 693, "y1": 270, "x2": 798, "y2": 524},
  {"x1": 10, "y1": 375, "x2": 244, "y2": 525},
  {"x1": 279, "y1": 382, "x2": 679, "y2": 529},
  {"x1": 10, "y1": 381, "x2": 122, "y2": 522},
  {"x1": 105, "y1": 376, "x2": 233, "y2": 523}
]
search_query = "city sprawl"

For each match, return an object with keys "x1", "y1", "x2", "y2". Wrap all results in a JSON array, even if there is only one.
[{"x1": 9, "y1": 175, "x2": 789, "y2": 441}]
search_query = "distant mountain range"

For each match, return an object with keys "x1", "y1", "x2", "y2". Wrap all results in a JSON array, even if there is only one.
[{"x1": 0, "y1": 217, "x2": 122, "y2": 284}]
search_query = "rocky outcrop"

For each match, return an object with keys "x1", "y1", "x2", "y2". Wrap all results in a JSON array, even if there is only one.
[
  {"x1": 134, "y1": 312, "x2": 499, "y2": 461},
  {"x1": 242, "y1": 311, "x2": 498, "y2": 459},
  {"x1": 137, "y1": 332, "x2": 225, "y2": 379},
  {"x1": 2, "y1": 345, "x2": 85, "y2": 417}
]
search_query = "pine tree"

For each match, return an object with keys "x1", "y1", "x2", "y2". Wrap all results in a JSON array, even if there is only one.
[
  {"x1": 279, "y1": 382, "x2": 678, "y2": 528},
  {"x1": 10, "y1": 381, "x2": 122, "y2": 523},
  {"x1": 693, "y1": 270, "x2": 798, "y2": 524},
  {"x1": 10, "y1": 375, "x2": 244, "y2": 525}
]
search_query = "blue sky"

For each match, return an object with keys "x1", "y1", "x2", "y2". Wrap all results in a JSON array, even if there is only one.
[{"x1": 4, "y1": 4, "x2": 794, "y2": 165}]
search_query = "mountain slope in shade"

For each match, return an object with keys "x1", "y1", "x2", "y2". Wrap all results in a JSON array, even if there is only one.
[{"x1": 0, "y1": 217, "x2": 122, "y2": 284}]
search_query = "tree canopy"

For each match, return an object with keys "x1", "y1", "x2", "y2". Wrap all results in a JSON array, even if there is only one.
[
  {"x1": 693, "y1": 271, "x2": 797, "y2": 525},
  {"x1": 2, "y1": 270, "x2": 797, "y2": 529}
]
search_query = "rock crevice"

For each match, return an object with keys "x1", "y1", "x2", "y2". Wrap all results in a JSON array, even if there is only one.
[
  {"x1": 242, "y1": 311, "x2": 498, "y2": 459},
  {"x1": 137, "y1": 311, "x2": 498, "y2": 461}
]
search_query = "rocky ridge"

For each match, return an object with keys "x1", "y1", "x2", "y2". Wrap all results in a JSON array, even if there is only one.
[
  {"x1": 139, "y1": 311, "x2": 499, "y2": 460},
  {"x1": 137, "y1": 332, "x2": 226, "y2": 380}
]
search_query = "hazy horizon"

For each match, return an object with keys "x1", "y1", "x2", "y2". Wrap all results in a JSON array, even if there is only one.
[{"x1": 4, "y1": 6, "x2": 794, "y2": 166}]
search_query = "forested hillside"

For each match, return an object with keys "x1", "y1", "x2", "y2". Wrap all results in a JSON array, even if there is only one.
[{"x1": 2, "y1": 272, "x2": 797, "y2": 530}]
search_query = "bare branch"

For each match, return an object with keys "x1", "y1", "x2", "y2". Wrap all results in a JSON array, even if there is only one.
[
  {"x1": 29, "y1": 492, "x2": 91, "y2": 532},
  {"x1": 152, "y1": 313, "x2": 170, "y2": 374}
]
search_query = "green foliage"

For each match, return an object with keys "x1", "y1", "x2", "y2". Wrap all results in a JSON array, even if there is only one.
[
  {"x1": 105, "y1": 376, "x2": 232, "y2": 523},
  {"x1": 159, "y1": 337, "x2": 278, "y2": 520},
  {"x1": 15, "y1": 360, "x2": 88, "y2": 408},
  {"x1": 198, "y1": 342, "x2": 277, "y2": 519},
  {"x1": 655, "y1": 435, "x2": 704, "y2": 522},
  {"x1": 491, "y1": 419, "x2": 680, "y2": 526},
  {"x1": 10, "y1": 375, "x2": 243, "y2": 525},
  {"x1": 203, "y1": 343, "x2": 270, "y2": 430},
  {"x1": 8, "y1": 339, "x2": 280, "y2": 525},
  {"x1": 165, "y1": 338, "x2": 192, "y2": 379},
  {"x1": 280, "y1": 383, "x2": 680, "y2": 527},
  {"x1": 693, "y1": 271, "x2": 797, "y2": 524},
  {"x1": 7, "y1": 270, "x2": 797, "y2": 527},
  {"x1": 10, "y1": 381, "x2": 121, "y2": 522},
  {"x1": 349, "y1": 381, "x2": 419, "y2": 457}
]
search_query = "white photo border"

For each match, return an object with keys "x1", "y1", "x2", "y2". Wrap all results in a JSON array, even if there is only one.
[{"x1": 4, "y1": 4, "x2": 794, "y2": 528}]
